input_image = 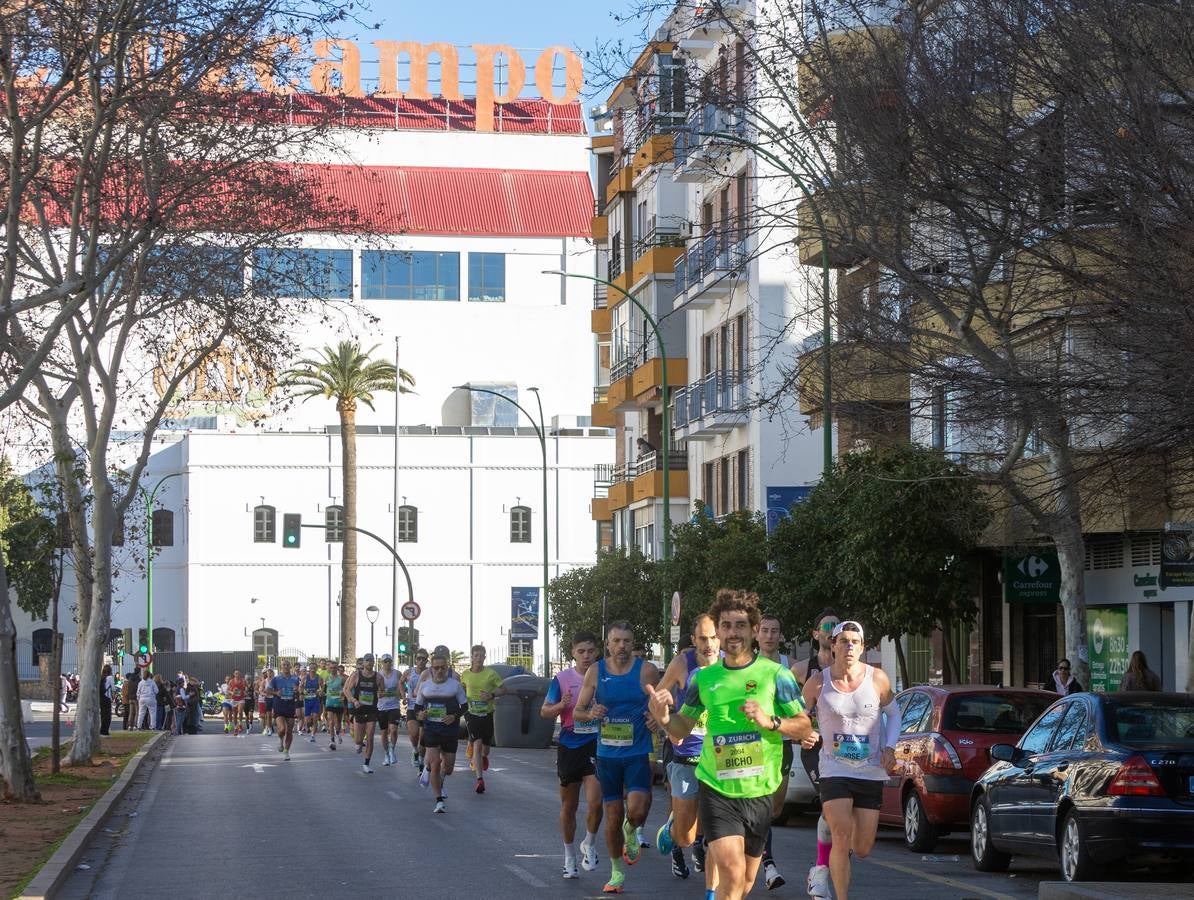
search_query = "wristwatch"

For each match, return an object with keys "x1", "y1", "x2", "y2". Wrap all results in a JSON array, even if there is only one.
[{"x1": 769, "y1": 715, "x2": 782, "y2": 732}]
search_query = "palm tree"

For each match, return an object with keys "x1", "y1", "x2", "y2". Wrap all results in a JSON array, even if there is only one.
[{"x1": 281, "y1": 342, "x2": 414, "y2": 662}]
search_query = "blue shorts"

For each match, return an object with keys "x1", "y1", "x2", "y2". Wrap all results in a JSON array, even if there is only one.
[
  {"x1": 668, "y1": 760, "x2": 701, "y2": 800},
  {"x1": 595, "y1": 754, "x2": 652, "y2": 803},
  {"x1": 303, "y1": 698, "x2": 321, "y2": 717}
]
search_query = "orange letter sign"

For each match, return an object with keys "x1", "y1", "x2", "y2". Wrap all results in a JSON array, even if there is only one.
[{"x1": 472, "y1": 44, "x2": 526, "y2": 132}]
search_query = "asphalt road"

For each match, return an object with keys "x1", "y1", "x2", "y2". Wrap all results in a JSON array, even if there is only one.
[{"x1": 58, "y1": 731, "x2": 1058, "y2": 899}]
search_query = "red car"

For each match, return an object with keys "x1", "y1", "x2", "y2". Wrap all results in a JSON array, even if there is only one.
[{"x1": 878, "y1": 685, "x2": 1057, "y2": 851}]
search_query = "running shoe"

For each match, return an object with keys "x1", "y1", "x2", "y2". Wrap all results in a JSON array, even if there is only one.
[
  {"x1": 419, "y1": 767, "x2": 430, "y2": 789},
  {"x1": 362, "y1": 764, "x2": 374, "y2": 774},
  {"x1": 474, "y1": 777, "x2": 485, "y2": 794},
  {"x1": 621, "y1": 819, "x2": 641, "y2": 865},
  {"x1": 338, "y1": 734, "x2": 343, "y2": 744},
  {"x1": 434, "y1": 799, "x2": 446, "y2": 814},
  {"x1": 637, "y1": 826, "x2": 649, "y2": 849},
  {"x1": 671, "y1": 847, "x2": 690, "y2": 880},
  {"x1": 807, "y1": 864, "x2": 830, "y2": 900},
  {"x1": 562, "y1": 859, "x2": 579, "y2": 879},
  {"x1": 763, "y1": 860, "x2": 785, "y2": 890},
  {"x1": 579, "y1": 837, "x2": 599, "y2": 872},
  {"x1": 356, "y1": 743, "x2": 363, "y2": 755},
  {"x1": 602, "y1": 871, "x2": 625, "y2": 894},
  {"x1": 411, "y1": 750, "x2": 420, "y2": 769},
  {"x1": 283, "y1": 751, "x2": 290, "y2": 761},
  {"x1": 656, "y1": 813, "x2": 675, "y2": 855},
  {"x1": 328, "y1": 743, "x2": 336, "y2": 751},
  {"x1": 382, "y1": 752, "x2": 392, "y2": 767},
  {"x1": 691, "y1": 840, "x2": 705, "y2": 873}
]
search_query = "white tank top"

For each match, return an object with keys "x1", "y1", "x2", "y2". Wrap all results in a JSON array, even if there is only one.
[{"x1": 816, "y1": 665, "x2": 887, "y2": 781}]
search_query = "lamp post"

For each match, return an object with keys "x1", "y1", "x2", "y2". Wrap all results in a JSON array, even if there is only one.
[
  {"x1": 542, "y1": 270, "x2": 674, "y2": 561},
  {"x1": 365, "y1": 605, "x2": 379, "y2": 656},
  {"x1": 455, "y1": 383, "x2": 550, "y2": 677},
  {"x1": 144, "y1": 472, "x2": 183, "y2": 663}
]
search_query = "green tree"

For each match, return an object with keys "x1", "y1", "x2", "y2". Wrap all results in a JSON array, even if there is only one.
[
  {"x1": 770, "y1": 446, "x2": 989, "y2": 687},
  {"x1": 662, "y1": 508, "x2": 771, "y2": 632},
  {"x1": 0, "y1": 460, "x2": 56, "y2": 620},
  {"x1": 281, "y1": 342, "x2": 414, "y2": 662},
  {"x1": 548, "y1": 549, "x2": 664, "y2": 656}
]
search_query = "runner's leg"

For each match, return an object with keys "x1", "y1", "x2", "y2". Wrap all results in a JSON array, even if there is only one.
[{"x1": 822, "y1": 797, "x2": 857, "y2": 900}]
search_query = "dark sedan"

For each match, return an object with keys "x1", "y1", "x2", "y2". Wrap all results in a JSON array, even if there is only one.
[{"x1": 970, "y1": 691, "x2": 1194, "y2": 882}]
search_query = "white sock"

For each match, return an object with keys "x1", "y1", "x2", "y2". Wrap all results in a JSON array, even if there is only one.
[
  {"x1": 584, "y1": 830, "x2": 598, "y2": 847},
  {"x1": 817, "y1": 814, "x2": 832, "y2": 844},
  {"x1": 564, "y1": 841, "x2": 576, "y2": 862}
]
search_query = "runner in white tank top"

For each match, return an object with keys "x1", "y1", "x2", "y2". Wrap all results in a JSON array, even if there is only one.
[{"x1": 799, "y1": 621, "x2": 899, "y2": 900}]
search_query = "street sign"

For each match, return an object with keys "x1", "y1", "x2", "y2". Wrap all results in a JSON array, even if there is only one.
[
  {"x1": 134, "y1": 651, "x2": 153, "y2": 669},
  {"x1": 670, "y1": 591, "x2": 682, "y2": 627},
  {"x1": 400, "y1": 600, "x2": 421, "y2": 621},
  {"x1": 669, "y1": 624, "x2": 681, "y2": 643}
]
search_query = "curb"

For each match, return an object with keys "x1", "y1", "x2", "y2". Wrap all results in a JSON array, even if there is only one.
[
  {"x1": 1039, "y1": 883, "x2": 1193, "y2": 899},
  {"x1": 17, "y1": 730, "x2": 169, "y2": 900}
]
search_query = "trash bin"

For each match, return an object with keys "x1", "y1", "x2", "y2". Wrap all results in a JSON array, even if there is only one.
[{"x1": 492, "y1": 674, "x2": 554, "y2": 749}]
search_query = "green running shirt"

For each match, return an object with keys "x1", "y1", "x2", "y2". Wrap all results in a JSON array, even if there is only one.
[{"x1": 679, "y1": 654, "x2": 804, "y2": 799}]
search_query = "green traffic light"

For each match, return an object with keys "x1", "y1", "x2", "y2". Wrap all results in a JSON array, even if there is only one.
[
  {"x1": 398, "y1": 642, "x2": 407, "y2": 652},
  {"x1": 138, "y1": 644, "x2": 148, "y2": 654}
]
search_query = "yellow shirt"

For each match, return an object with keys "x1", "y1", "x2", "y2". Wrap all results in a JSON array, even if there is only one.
[{"x1": 459, "y1": 667, "x2": 503, "y2": 716}]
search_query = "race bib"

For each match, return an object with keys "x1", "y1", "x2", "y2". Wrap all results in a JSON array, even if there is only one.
[
  {"x1": 358, "y1": 689, "x2": 375, "y2": 705},
  {"x1": 427, "y1": 703, "x2": 447, "y2": 723},
  {"x1": 600, "y1": 716, "x2": 634, "y2": 747},
  {"x1": 468, "y1": 700, "x2": 490, "y2": 715},
  {"x1": 831, "y1": 733, "x2": 871, "y2": 765},
  {"x1": 712, "y1": 731, "x2": 765, "y2": 781},
  {"x1": 280, "y1": 684, "x2": 294, "y2": 699},
  {"x1": 573, "y1": 719, "x2": 599, "y2": 736},
  {"x1": 691, "y1": 710, "x2": 709, "y2": 739},
  {"x1": 383, "y1": 687, "x2": 398, "y2": 698}
]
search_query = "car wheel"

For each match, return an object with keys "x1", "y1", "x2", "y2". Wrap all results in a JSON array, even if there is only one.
[
  {"x1": 1059, "y1": 810, "x2": 1101, "y2": 883},
  {"x1": 903, "y1": 790, "x2": 938, "y2": 852},
  {"x1": 971, "y1": 795, "x2": 1010, "y2": 872}
]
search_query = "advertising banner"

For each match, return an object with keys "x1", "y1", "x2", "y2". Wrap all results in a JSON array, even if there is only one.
[
  {"x1": 510, "y1": 587, "x2": 540, "y2": 639},
  {"x1": 1160, "y1": 522, "x2": 1194, "y2": 589},
  {"x1": 765, "y1": 485, "x2": 812, "y2": 535},
  {"x1": 1002, "y1": 550, "x2": 1061, "y2": 604},
  {"x1": 1087, "y1": 606, "x2": 1128, "y2": 693}
]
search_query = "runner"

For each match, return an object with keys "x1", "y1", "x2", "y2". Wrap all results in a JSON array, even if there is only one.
[
  {"x1": 655, "y1": 614, "x2": 719, "y2": 885},
  {"x1": 258, "y1": 669, "x2": 274, "y2": 736},
  {"x1": 541, "y1": 631, "x2": 604, "y2": 879},
  {"x1": 243, "y1": 674, "x2": 255, "y2": 734},
  {"x1": 793, "y1": 608, "x2": 839, "y2": 898},
  {"x1": 756, "y1": 612, "x2": 791, "y2": 890},
  {"x1": 413, "y1": 648, "x2": 468, "y2": 812},
  {"x1": 343, "y1": 653, "x2": 382, "y2": 774},
  {"x1": 646, "y1": 589, "x2": 812, "y2": 900},
  {"x1": 220, "y1": 673, "x2": 234, "y2": 733},
  {"x1": 459, "y1": 644, "x2": 508, "y2": 793},
  {"x1": 377, "y1": 654, "x2": 404, "y2": 766},
  {"x1": 406, "y1": 649, "x2": 429, "y2": 770},
  {"x1": 573, "y1": 620, "x2": 660, "y2": 895},
  {"x1": 301, "y1": 663, "x2": 322, "y2": 743},
  {"x1": 324, "y1": 664, "x2": 345, "y2": 749},
  {"x1": 800, "y1": 621, "x2": 899, "y2": 900},
  {"x1": 227, "y1": 669, "x2": 248, "y2": 736},
  {"x1": 268, "y1": 661, "x2": 301, "y2": 761}
]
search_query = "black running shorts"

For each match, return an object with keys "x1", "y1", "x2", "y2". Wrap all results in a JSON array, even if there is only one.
[{"x1": 697, "y1": 783, "x2": 772, "y2": 858}]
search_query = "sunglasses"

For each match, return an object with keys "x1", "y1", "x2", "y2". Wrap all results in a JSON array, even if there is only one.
[{"x1": 819, "y1": 621, "x2": 839, "y2": 632}]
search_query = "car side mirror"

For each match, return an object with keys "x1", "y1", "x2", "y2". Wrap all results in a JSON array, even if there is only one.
[{"x1": 990, "y1": 743, "x2": 1019, "y2": 764}]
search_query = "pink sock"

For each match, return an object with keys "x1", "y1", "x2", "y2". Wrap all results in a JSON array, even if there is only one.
[{"x1": 816, "y1": 841, "x2": 832, "y2": 866}]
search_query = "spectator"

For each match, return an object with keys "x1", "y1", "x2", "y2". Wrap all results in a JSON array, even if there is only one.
[
  {"x1": 173, "y1": 678, "x2": 189, "y2": 735},
  {"x1": 635, "y1": 436, "x2": 657, "y2": 458},
  {"x1": 1119, "y1": 650, "x2": 1162, "y2": 691},
  {"x1": 185, "y1": 676, "x2": 202, "y2": 733},
  {"x1": 136, "y1": 670, "x2": 156, "y2": 729},
  {"x1": 1052, "y1": 658, "x2": 1084, "y2": 694},
  {"x1": 122, "y1": 669, "x2": 140, "y2": 729},
  {"x1": 59, "y1": 672, "x2": 70, "y2": 713},
  {"x1": 154, "y1": 674, "x2": 170, "y2": 730},
  {"x1": 100, "y1": 664, "x2": 113, "y2": 735}
]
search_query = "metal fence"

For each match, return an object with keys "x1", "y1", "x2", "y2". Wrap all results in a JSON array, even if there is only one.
[{"x1": 16, "y1": 637, "x2": 81, "y2": 682}]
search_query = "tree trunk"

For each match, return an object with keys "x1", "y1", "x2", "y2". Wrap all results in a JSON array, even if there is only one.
[
  {"x1": 0, "y1": 542, "x2": 39, "y2": 801},
  {"x1": 339, "y1": 399, "x2": 357, "y2": 663},
  {"x1": 1049, "y1": 446, "x2": 1091, "y2": 691},
  {"x1": 69, "y1": 480, "x2": 114, "y2": 766},
  {"x1": 893, "y1": 636, "x2": 911, "y2": 690}
]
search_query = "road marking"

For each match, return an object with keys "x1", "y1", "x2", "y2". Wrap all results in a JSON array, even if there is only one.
[
  {"x1": 504, "y1": 863, "x2": 547, "y2": 888},
  {"x1": 239, "y1": 763, "x2": 276, "y2": 774},
  {"x1": 867, "y1": 857, "x2": 1018, "y2": 900},
  {"x1": 387, "y1": 790, "x2": 402, "y2": 801},
  {"x1": 513, "y1": 854, "x2": 553, "y2": 858}
]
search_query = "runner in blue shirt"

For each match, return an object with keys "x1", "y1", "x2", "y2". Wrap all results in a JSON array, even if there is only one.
[
  {"x1": 268, "y1": 660, "x2": 301, "y2": 760},
  {"x1": 301, "y1": 663, "x2": 322, "y2": 743}
]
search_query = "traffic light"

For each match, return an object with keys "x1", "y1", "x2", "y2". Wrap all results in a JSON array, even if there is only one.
[
  {"x1": 138, "y1": 641, "x2": 149, "y2": 654},
  {"x1": 282, "y1": 513, "x2": 301, "y2": 548},
  {"x1": 122, "y1": 627, "x2": 133, "y2": 656}
]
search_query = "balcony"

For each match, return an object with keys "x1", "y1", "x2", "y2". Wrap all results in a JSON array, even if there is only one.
[
  {"x1": 605, "y1": 165, "x2": 634, "y2": 206},
  {"x1": 631, "y1": 444, "x2": 690, "y2": 503},
  {"x1": 591, "y1": 214, "x2": 608, "y2": 242},
  {"x1": 674, "y1": 104, "x2": 748, "y2": 182},
  {"x1": 675, "y1": 229, "x2": 747, "y2": 307},
  {"x1": 676, "y1": 0, "x2": 751, "y2": 53},
  {"x1": 796, "y1": 340, "x2": 910, "y2": 416},
  {"x1": 591, "y1": 386, "x2": 615, "y2": 428},
  {"x1": 592, "y1": 463, "x2": 614, "y2": 520},
  {"x1": 608, "y1": 462, "x2": 633, "y2": 510},
  {"x1": 631, "y1": 224, "x2": 686, "y2": 288},
  {"x1": 673, "y1": 370, "x2": 750, "y2": 440},
  {"x1": 591, "y1": 284, "x2": 611, "y2": 335},
  {"x1": 607, "y1": 250, "x2": 624, "y2": 283},
  {"x1": 632, "y1": 354, "x2": 688, "y2": 402}
]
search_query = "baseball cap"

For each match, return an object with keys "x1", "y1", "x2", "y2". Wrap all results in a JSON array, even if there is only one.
[
  {"x1": 831, "y1": 621, "x2": 864, "y2": 642},
  {"x1": 363, "y1": 653, "x2": 375, "y2": 663},
  {"x1": 381, "y1": 653, "x2": 393, "y2": 662}
]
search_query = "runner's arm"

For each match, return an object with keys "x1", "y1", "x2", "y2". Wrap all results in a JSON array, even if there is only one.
[
  {"x1": 572, "y1": 664, "x2": 604, "y2": 722},
  {"x1": 647, "y1": 681, "x2": 696, "y2": 741},
  {"x1": 874, "y1": 668, "x2": 900, "y2": 767},
  {"x1": 540, "y1": 675, "x2": 568, "y2": 719},
  {"x1": 342, "y1": 672, "x2": 358, "y2": 705}
]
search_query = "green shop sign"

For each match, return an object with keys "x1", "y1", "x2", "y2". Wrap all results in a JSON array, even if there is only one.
[
  {"x1": 1003, "y1": 550, "x2": 1060, "y2": 603},
  {"x1": 1087, "y1": 606, "x2": 1128, "y2": 693}
]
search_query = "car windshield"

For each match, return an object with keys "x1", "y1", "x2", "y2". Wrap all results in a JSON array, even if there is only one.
[
  {"x1": 1109, "y1": 703, "x2": 1194, "y2": 747},
  {"x1": 944, "y1": 694, "x2": 1055, "y2": 734}
]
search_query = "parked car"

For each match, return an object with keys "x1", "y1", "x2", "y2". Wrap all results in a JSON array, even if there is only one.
[
  {"x1": 879, "y1": 686, "x2": 1056, "y2": 851},
  {"x1": 783, "y1": 748, "x2": 819, "y2": 818},
  {"x1": 970, "y1": 691, "x2": 1194, "y2": 883}
]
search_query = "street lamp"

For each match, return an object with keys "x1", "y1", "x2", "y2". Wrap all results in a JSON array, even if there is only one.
[
  {"x1": 143, "y1": 471, "x2": 183, "y2": 665},
  {"x1": 454, "y1": 383, "x2": 550, "y2": 677},
  {"x1": 542, "y1": 270, "x2": 675, "y2": 561},
  {"x1": 365, "y1": 605, "x2": 380, "y2": 656}
]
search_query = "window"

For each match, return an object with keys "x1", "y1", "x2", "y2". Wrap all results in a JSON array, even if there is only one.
[
  {"x1": 703, "y1": 462, "x2": 714, "y2": 515},
  {"x1": 469, "y1": 384, "x2": 519, "y2": 427},
  {"x1": 362, "y1": 250, "x2": 460, "y2": 300},
  {"x1": 468, "y1": 252, "x2": 506, "y2": 302},
  {"x1": 151, "y1": 627, "x2": 176, "y2": 652},
  {"x1": 510, "y1": 505, "x2": 531, "y2": 543},
  {"x1": 1018, "y1": 703, "x2": 1066, "y2": 756},
  {"x1": 1129, "y1": 532, "x2": 1162, "y2": 567},
  {"x1": 718, "y1": 457, "x2": 730, "y2": 515},
  {"x1": 253, "y1": 505, "x2": 276, "y2": 543},
  {"x1": 151, "y1": 509, "x2": 174, "y2": 547},
  {"x1": 253, "y1": 248, "x2": 351, "y2": 299},
  {"x1": 1084, "y1": 534, "x2": 1123, "y2": 570},
  {"x1": 931, "y1": 386, "x2": 947, "y2": 451},
  {"x1": 252, "y1": 627, "x2": 278, "y2": 660},
  {"x1": 325, "y1": 505, "x2": 345, "y2": 542},
  {"x1": 147, "y1": 244, "x2": 244, "y2": 298},
  {"x1": 736, "y1": 449, "x2": 749, "y2": 511},
  {"x1": 1050, "y1": 700, "x2": 1088, "y2": 752},
  {"x1": 31, "y1": 628, "x2": 52, "y2": 667},
  {"x1": 398, "y1": 505, "x2": 418, "y2": 543},
  {"x1": 900, "y1": 692, "x2": 932, "y2": 734}
]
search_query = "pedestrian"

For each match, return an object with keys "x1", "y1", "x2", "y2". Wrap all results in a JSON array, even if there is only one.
[
  {"x1": 1119, "y1": 650, "x2": 1162, "y2": 691},
  {"x1": 59, "y1": 671, "x2": 71, "y2": 713},
  {"x1": 1052, "y1": 659, "x2": 1084, "y2": 694},
  {"x1": 174, "y1": 677, "x2": 189, "y2": 735},
  {"x1": 100, "y1": 664, "x2": 114, "y2": 735},
  {"x1": 136, "y1": 669, "x2": 157, "y2": 729},
  {"x1": 122, "y1": 669, "x2": 140, "y2": 729},
  {"x1": 154, "y1": 674, "x2": 170, "y2": 730},
  {"x1": 186, "y1": 677, "x2": 202, "y2": 733}
]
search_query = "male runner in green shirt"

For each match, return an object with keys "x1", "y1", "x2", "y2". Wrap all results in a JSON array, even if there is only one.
[{"x1": 647, "y1": 589, "x2": 812, "y2": 900}]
